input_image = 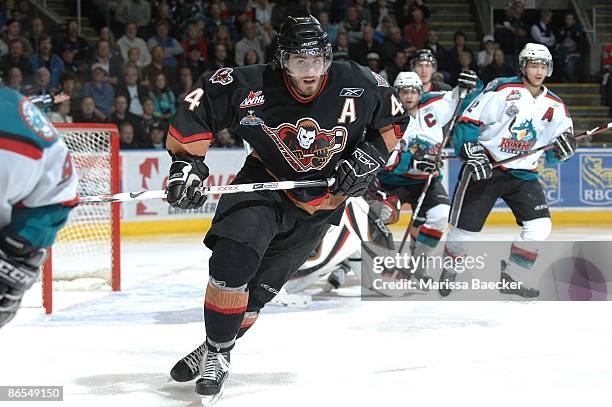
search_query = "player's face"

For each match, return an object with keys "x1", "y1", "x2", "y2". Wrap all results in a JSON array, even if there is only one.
[
  {"x1": 525, "y1": 60, "x2": 548, "y2": 86},
  {"x1": 414, "y1": 61, "x2": 433, "y2": 83},
  {"x1": 398, "y1": 88, "x2": 420, "y2": 111},
  {"x1": 286, "y1": 53, "x2": 327, "y2": 96}
]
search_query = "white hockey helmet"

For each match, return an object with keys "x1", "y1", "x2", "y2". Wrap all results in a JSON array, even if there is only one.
[
  {"x1": 519, "y1": 42, "x2": 553, "y2": 77},
  {"x1": 393, "y1": 71, "x2": 423, "y2": 93}
]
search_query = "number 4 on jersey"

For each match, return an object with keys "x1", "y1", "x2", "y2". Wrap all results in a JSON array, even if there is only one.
[
  {"x1": 184, "y1": 88, "x2": 204, "y2": 111},
  {"x1": 391, "y1": 94, "x2": 404, "y2": 116}
]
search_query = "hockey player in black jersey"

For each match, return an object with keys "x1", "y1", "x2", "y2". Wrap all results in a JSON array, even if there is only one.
[{"x1": 165, "y1": 15, "x2": 410, "y2": 404}]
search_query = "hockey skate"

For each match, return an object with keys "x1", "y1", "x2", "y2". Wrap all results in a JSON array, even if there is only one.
[
  {"x1": 499, "y1": 260, "x2": 540, "y2": 298},
  {"x1": 196, "y1": 346, "x2": 231, "y2": 406},
  {"x1": 438, "y1": 268, "x2": 457, "y2": 297},
  {"x1": 170, "y1": 342, "x2": 207, "y2": 382}
]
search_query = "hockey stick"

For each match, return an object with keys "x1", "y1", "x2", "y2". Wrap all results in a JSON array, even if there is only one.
[
  {"x1": 492, "y1": 121, "x2": 612, "y2": 168},
  {"x1": 397, "y1": 88, "x2": 469, "y2": 253},
  {"x1": 79, "y1": 178, "x2": 335, "y2": 203}
]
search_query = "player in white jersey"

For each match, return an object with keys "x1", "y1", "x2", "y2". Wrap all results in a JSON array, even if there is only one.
[
  {"x1": 377, "y1": 70, "x2": 479, "y2": 281},
  {"x1": 0, "y1": 85, "x2": 79, "y2": 328},
  {"x1": 438, "y1": 43, "x2": 577, "y2": 298}
]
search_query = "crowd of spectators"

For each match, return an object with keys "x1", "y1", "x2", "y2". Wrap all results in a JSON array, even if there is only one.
[{"x1": 0, "y1": 0, "x2": 597, "y2": 150}]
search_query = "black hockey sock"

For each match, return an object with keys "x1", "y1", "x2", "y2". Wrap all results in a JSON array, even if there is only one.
[{"x1": 236, "y1": 310, "x2": 260, "y2": 339}]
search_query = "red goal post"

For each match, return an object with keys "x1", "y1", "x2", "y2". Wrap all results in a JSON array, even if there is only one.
[{"x1": 42, "y1": 123, "x2": 121, "y2": 314}]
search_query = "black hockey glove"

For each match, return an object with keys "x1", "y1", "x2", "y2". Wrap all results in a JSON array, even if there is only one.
[
  {"x1": 0, "y1": 230, "x2": 47, "y2": 328},
  {"x1": 460, "y1": 141, "x2": 492, "y2": 181},
  {"x1": 166, "y1": 153, "x2": 210, "y2": 209},
  {"x1": 552, "y1": 131, "x2": 577, "y2": 161},
  {"x1": 457, "y1": 70, "x2": 478, "y2": 93},
  {"x1": 410, "y1": 150, "x2": 440, "y2": 174},
  {"x1": 332, "y1": 141, "x2": 388, "y2": 197}
]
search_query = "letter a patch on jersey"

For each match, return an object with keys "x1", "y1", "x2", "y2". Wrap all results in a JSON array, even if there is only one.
[
  {"x1": 541, "y1": 107, "x2": 554, "y2": 122},
  {"x1": 338, "y1": 98, "x2": 356, "y2": 123}
]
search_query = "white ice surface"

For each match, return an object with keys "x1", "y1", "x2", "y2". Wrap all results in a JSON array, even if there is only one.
[{"x1": 3, "y1": 227, "x2": 612, "y2": 407}]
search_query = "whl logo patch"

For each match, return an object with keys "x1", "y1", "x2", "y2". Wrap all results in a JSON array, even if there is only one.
[{"x1": 240, "y1": 90, "x2": 265, "y2": 108}]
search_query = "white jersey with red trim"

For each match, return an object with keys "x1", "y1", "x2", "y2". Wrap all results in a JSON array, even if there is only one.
[
  {"x1": 0, "y1": 87, "x2": 78, "y2": 248},
  {"x1": 457, "y1": 76, "x2": 573, "y2": 171}
]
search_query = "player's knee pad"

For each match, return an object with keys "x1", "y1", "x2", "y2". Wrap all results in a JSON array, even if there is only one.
[
  {"x1": 519, "y1": 217, "x2": 552, "y2": 241},
  {"x1": 209, "y1": 237, "x2": 261, "y2": 288}
]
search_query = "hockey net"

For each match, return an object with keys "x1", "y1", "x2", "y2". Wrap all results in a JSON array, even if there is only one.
[{"x1": 42, "y1": 123, "x2": 121, "y2": 314}]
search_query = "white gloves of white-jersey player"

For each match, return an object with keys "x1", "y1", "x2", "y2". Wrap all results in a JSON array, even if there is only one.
[
  {"x1": 552, "y1": 131, "x2": 577, "y2": 161},
  {"x1": 460, "y1": 141, "x2": 493, "y2": 181}
]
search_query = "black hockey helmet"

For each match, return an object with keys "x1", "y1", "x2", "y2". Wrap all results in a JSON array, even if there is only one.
[
  {"x1": 410, "y1": 49, "x2": 438, "y2": 71},
  {"x1": 275, "y1": 15, "x2": 333, "y2": 76}
]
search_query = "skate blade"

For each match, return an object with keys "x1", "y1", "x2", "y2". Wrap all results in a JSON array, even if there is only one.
[{"x1": 200, "y1": 388, "x2": 224, "y2": 406}]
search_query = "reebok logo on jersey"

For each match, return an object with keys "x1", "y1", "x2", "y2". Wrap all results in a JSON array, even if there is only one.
[
  {"x1": 239, "y1": 91, "x2": 265, "y2": 108},
  {"x1": 261, "y1": 118, "x2": 347, "y2": 172},
  {"x1": 339, "y1": 88, "x2": 364, "y2": 97}
]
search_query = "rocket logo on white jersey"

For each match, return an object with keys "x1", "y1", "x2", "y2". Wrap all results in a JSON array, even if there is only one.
[{"x1": 499, "y1": 118, "x2": 537, "y2": 154}]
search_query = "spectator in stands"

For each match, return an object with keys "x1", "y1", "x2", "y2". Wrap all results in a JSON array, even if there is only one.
[
  {"x1": 60, "y1": 43, "x2": 83, "y2": 81},
  {"x1": 450, "y1": 51, "x2": 476, "y2": 86},
  {"x1": 446, "y1": 31, "x2": 473, "y2": 79},
  {"x1": 125, "y1": 47, "x2": 147, "y2": 75},
  {"x1": 117, "y1": 21, "x2": 152, "y2": 68},
  {"x1": 27, "y1": 17, "x2": 46, "y2": 55},
  {"x1": 0, "y1": 39, "x2": 32, "y2": 81},
  {"x1": 6, "y1": 67, "x2": 27, "y2": 92},
  {"x1": 332, "y1": 32, "x2": 350, "y2": 62},
  {"x1": 403, "y1": 6, "x2": 429, "y2": 50},
  {"x1": 382, "y1": 24, "x2": 407, "y2": 66},
  {"x1": 175, "y1": 66, "x2": 193, "y2": 102},
  {"x1": 152, "y1": 2, "x2": 179, "y2": 38},
  {"x1": 2, "y1": 18, "x2": 32, "y2": 57},
  {"x1": 386, "y1": 50, "x2": 408, "y2": 86},
  {"x1": 531, "y1": 10, "x2": 556, "y2": 52},
  {"x1": 370, "y1": 0, "x2": 391, "y2": 32},
  {"x1": 477, "y1": 35, "x2": 496, "y2": 74},
  {"x1": 494, "y1": 3, "x2": 527, "y2": 70},
  {"x1": 139, "y1": 97, "x2": 160, "y2": 135},
  {"x1": 58, "y1": 71, "x2": 82, "y2": 114},
  {"x1": 82, "y1": 63, "x2": 114, "y2": 116},
  {"x1": 119, "y1": 122, "x2": 145, "y2": 149},
  {"x1": 116, "y1": 64, "x2": 146, "y2": 116},
  {"x1": 31, "y1": 35, "x2": 64, "y2": 89},
  {"x1": 234, "y1": 21, "x2": 266, "y2": 67},
  {"x1": 318, "y1": 11, "x2": 337, "y2": 44},
  {"x1": 412, "y1": 50, "x2": 452, "y2": 92},
  {"x1": 72, "y1": 96, "x2": 106, "y2": 123},
  {"x1": 0, "y1": 0, "x2": 16, "y2": 28},
  {"x1": 47, "y1": 100, "x2": 72, "y2": 123},
  {"x1": 349, "y1": 24, "x2": 383, "y2": 66},
  {"x1": 602, "y1": 44, "x2": 612, "y2": 115},
  {"x1": 184, "y1": 44, "x2": 207, "y2": 79},
  {"x1": 109, "y1": 94, "x2": 148, "y2": 144},
  {"x1": 366, "y1": 52, "x2": 388, "y2": 81},
  {"x1": 181, "y1": 23, "x2": 208, "y2": 65},
  {"x1": 354, "y1": 0, "x2": 371, "y2": 24},
  {"x1": 425, "y1": 30, "x2": 447, "y2": 74},
  {"x1": 558, "y1": 12, "x2": 584, "y2": 82},
  {"x1": 337, "y1": 6, "x2": 366, "y2": 44},
  {"x1": 480, "y1": 49, "x2": 514, "y2": 85},
  {"x1": 252, "y1": 0, "x2": 274, "y2": 26},
  {"x1": 209, "y1": 25, "x2": 235, "y2": 66},
  {"x1": 205, "y1": 3, "x2": 237, "y2": 41},
  {"x1": 243, "y1": 50, "x2": 260, "y2": 66},
  {"x1": 149, "y1": 121, "x2": 166, "y2": 149},
  {"x1": 147, "y1": 19, "x2": 183, "y2": 67},
  {"x1": 57, "y1": 20, "x2": 90, "y2": 65},
  {"x1": 91, "y1": 40, "x2": 123, "y2": 87},
  {"x1": 149, "y1": 73, "x2": 176, "y2": 121},
  {"x1": 144, "y1": 45, "x2": 175, "y2": 87},
  {"x1": 99, "y1": 26, "x2": 123, "y2": 61},
  {"x1": 209, "y1": 43, "x2": 230, "y2": 71},
  {"x1": 115, "y1": 0, "x2": 151, "y2": 31}
]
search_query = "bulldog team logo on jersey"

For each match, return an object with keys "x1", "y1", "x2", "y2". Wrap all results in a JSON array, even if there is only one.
[
  {"x1": 537, "y1": 157, "x2": 561, "y2": 205},
  {"x1": 19, "y1": 98, "x2": 58, "y2": 141},
  {"x1": 579, "y1": 154, "x2": 612, "y2": 205},
  {"x1": 261, "y1": 118, "x2": 347, "y2": 172},
  {"x1": 499, "y1": 118, "x2": 537, "y2": 154},
  {"x1": 239, "y1": 91, "x2": 265, "y2": 108},
  {"x1": 210, "y1": 67, "x2": 234, "y2": 85}
]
